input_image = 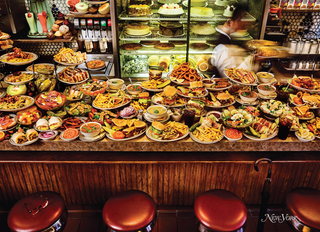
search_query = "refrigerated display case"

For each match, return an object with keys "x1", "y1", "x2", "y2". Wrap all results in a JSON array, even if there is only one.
[{"x1": 112, "y1": 0, "x2": 266, "y2": 79}]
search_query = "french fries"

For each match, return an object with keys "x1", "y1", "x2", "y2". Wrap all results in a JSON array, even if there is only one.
[{"x1": 192, "y1": 126, "x2": 223, "y2": 142}]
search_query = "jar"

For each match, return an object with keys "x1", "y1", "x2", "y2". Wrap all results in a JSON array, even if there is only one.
[
  {"x1": 305, "y1": 60, "x2": 310, "y2": 69},
  {"x1": 310, "y1": 40, "x2": 318, "y2": 54},
  {"x1": 298, "y1": 61, "x2": 303, "y2": 69},
  {"x1": 301, "y1": 61, "x2": 306, "y2": 69},
  {"x1": 302, "y1": 40, "x2": 311, "y2": 54},
  {"x1": 295, "y1": 39, "x2": 302, "y2": 54},
  {"x1": 290, "y1": 60, "x2": 297, "y2": 69},
  {"x1": 289, "y1": 39, "x2": 297, "y2": 54},
  {"x1": 316, "y1": 61, "x2": 320, "y2": 70}
]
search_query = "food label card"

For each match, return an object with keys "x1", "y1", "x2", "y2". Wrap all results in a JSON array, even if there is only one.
[
  {"x1": 294, "y1": 0, "x2": 302, "y2": 8},
  {"x1": 314, "y1": 0, "x2": 320, "y2": 8},
  {"x1": 300, "y1": 0, "x2": 308, "y2": 8},
  {"x1": 281, "y1": 0, "x2": 289, "y2": 8},
  {"x1": 287, "y1": 0, "x2": 295, "y2": 8},
  {"x1": 308, "y1": 0, "x2": 315, "y2": 8}
]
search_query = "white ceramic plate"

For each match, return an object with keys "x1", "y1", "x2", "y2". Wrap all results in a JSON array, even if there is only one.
[
  {"x1": 0, "y1": 52, "x2": 38, "y2": 66},
  {"x1": 190, "y1": 130, "x2": 223, "y2": 144},
  {"x1": 141, "y1": 85, "x2": 164, "y2": 92},
  {"x1": 79, "y1": 132, "x2": 106, "y2": 142},
  {"x1": 59, "y1": 130, "x2": 79, "y2": 141},
  {"x1": 177, "y1": 88, "x2": 208, "y2": 99},
  {"x1": 258, "y1": 92, "x2": 277, "y2": 100},
  {"x1": 0, "y1": 96, "x2": 34, "y2": 112},
  {"x1": 158, "y1": 12, "x2": 185, "y2": 17},
  {"x1": 243, "y1": 129, "x2": 278, "y2": 141},
  {"x1": 143, "y1": 112, "x2": 170, "y2": 123},
  {"x1": 288, "y1": 79, "x2": 320, "y2": 93},
  {"x1": 157, "y1": 31, "x2": 185, "y2": 38},
  {"x1": 106, "y1": 84, "x2": 126, "y2": 93},
  {"x1": 235, "y1": 96, "x2": 259, "y2": 106},
  {"x1": 0, "y1": 114, "x2": 17, "y2": 132},
  {"x1": 167, "y1": 72, "x2": 203, "y2": 86},
  {"x1": 4, "y1": 72, "x2": 34, "y2": 85},
  {"x1": 146, "y1": 127, "x2": 189, "y2": 142},
  {"x1": 85, "y1": 0, "x2": 107, "y2": 4},
  {"x1": 206, "y1": 84, "x2": 233, "y2": 91},
  {"x1": 124, "y1": 32, "x2": 152, "y2": 37},
  {"x1": 58, "y1": 75, "x2": 89, "y2": 85},
  {"x1": 69, "y1": 11, "x2": 88, "y2": 15},
  {"x1": 151, "y1": 95, "x2": 187, "y2": 108},
  {"x1": 225, "y1": 71, "x2": 258, "y2": 86},
  {"x1": 38, "y1": 131, "x2": 58, "y2": 141},
  {"x1": 93, "y1": 98, "x2": 132, "y2": 110},
  {"x1": 297, "y1": 112, "x2": 315, "y2": 121},
  {"x1": 106, "y1": 129, "x2": 146, "y2": 141},
  {"x1": 182, "y1": 0, "x2": 207, "y2": 7},
  {"x1": 295, "y1": 131, "x2": 315, "y2": 142},
  {"x1": 206, "y1": 99, "x2": 236, "y2": 109},
  {"x1": 10, "y1": 137, "x2": 39, "y2": 146},
  {"x1": 54, "y1": 59, "x2": 86, "y2": 66},
  {"x1": 26, "y1": 63, "x2": 54, "y2": 73}
]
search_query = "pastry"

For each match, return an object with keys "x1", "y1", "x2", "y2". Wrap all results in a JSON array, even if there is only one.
[
  {"x1": 140, "y1": 40, "x2": 160, "y2": 46},
  {"x1": 154, "y1": 43, "x2": 175, "y2": 50},
  {"x1": 88, "y1": 6, "x2": 99, "y2": 13},
  {"x1": 54, "y1": 20, "x2": 64, "y2": 26},
  {"x1": 190, "y1": 7, "x2": 213, "y2": 16},
  {"x1": 191, "y1": 23, "x2": 215, "y2": 35},
  {"x1": 51, "y1": 24, "x2": 60, "y2": 32},
  {"x1": 59, "y1": 25, "x2": 69, "y2": 34},
  {"x1": 215, "y1": 0, "x2": 231, "y2": 6},
  {"x1": 121, "y1": 43, "x2": 143, "y2": 51},
  {"x1": 54, "y1": 31, "x2": 63, "y2": 39},
  {"x1": 86, "y1": 60, "x2": 106, "y2": 69},
  {"x1": 169, "y1": 40, "x2": 186, "y2": 46},
  {"x1": 190, "y1": 43, "x2": 210, "y2": 50},
  {"x1": 126, "y1": 23, "x2": 150, "y2": 36},
  {"x1": 47, "y1": 32, "x2": 55, "y2": 40},
  {"x1": 223, "y1": 5, "x2": 236, "y2": 17},
  {"x1": 127, "y1": 5, "x2": 151, "y2": 16},
  {"x1": 158, "y1": 0, "x2": 180, "y2": 4},
  {"x1": 190, "y1": 0, "x2": 206, "y2": 7},
  {"x1": 159, "y1": 21, "x2": 183, "y2": 37},
  {"x1": 158, "y1": 4, "x2": 184, "y2": 15}
]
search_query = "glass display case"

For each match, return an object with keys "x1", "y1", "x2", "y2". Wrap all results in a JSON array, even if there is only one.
[{"x1": 113, "y1": 0, "x2": 266, "y2": 79}]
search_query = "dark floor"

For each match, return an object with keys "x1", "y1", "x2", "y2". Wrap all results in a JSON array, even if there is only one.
[{"x1": 0, "y1": 206, "x2": 294, "y2": 232}]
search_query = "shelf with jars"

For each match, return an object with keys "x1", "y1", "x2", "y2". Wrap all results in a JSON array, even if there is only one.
[{"x1": 114, "y1": 0, "x2": 262, "y2": 78}]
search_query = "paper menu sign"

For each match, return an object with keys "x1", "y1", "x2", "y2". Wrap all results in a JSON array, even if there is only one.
[
  {"x1": 314, "y1": 0, "x2": 320, "y2": 8},
  {"x1": 287, "y1": 0, "x2": 295, "y2": 8},
  {"x1": 281, "y1": 0, "x2": 289, "y2": 7},
  {"x1": 308, "y1": 0, "x2": 315, "y2": 8},
  {"x1": 300, "y1": 0, "x2": 308, "y2": 8},
  {"x1": 294, "y1": 0, "x2": 302, "y2": 8}
]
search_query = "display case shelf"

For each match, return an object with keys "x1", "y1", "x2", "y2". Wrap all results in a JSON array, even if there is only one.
[
  {"x1": 120, "y1": 47, "x2": 214, "y2": 55},
  {"x1": 66, "y1": 13, "x2": 110, "y2": 19},
  {"x1": 119, "y1": 31, "x2": 187, "y2": 41}
]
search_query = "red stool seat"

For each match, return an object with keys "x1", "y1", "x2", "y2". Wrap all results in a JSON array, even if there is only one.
[
  {"x1": 103, "y1": 190, "x2": 157, "y2": 231},
  {"x1": 286, "y1": 188, "x2": 320, "y2": 230},
  {"x1": 7, "y1": 191, "x2": 67, "y2": 232},
  {"x1": 194, "y1": 189, "x2": 247, "y2": 232}
]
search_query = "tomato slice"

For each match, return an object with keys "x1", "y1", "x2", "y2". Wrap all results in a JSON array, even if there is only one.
[{"x1": 112, "y1": 131, "x2": 125, "y2": 139}]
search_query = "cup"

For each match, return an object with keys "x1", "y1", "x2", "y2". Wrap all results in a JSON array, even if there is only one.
[
  {"x1": 99, "y1": 38, "x2": 107, "y2": 52},
  {"x1": 77, "y1": 38, "x2": 84, "y2": 52},
  {"x1": 278, "y1": 116, "x2": 293, "y2": 140},
  {"x1": 85, "y1": 38, "x2": 93, "y2": 52},
  {"x1": 92, "y1": 38, "x2": 99, "y2": 52},
  {"x1": 183, "y1": 108, "x2": 195, "y2": 128}
]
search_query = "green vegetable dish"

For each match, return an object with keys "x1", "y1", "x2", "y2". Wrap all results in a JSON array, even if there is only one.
[{"x1": 65, "y1": 101, "x2": 92, "y2": 116}]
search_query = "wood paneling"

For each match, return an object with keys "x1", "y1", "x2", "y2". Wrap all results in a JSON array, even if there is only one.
[{"x1": 1, "y1": 162, "x2": 320, "y2": 209}]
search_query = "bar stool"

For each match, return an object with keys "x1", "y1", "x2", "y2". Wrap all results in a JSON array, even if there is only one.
[
  {"x1": 102, "y1": 190, "x2": 157, "y2": 232},
  {"x1": 7, "y1": 191, "x2": 68, "y2": 232},
  {"x1": 194, "y1": 189, "x2": 247, "y2": 232},
  {"x1": 285, "y1": 188, "x2": 320, "y2": 232}
]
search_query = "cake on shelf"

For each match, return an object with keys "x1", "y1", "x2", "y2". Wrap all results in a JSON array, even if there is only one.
[
  {"x1": 158, "y1": 4, "x2": 184, "y2": 15},
  {"x1": 215, "y1": 0, "x2": 232, "y2": 6},
  {"x1": 127, "y1": 5, "x2": 151, "y2": 16},
  {"x1": 159, "y1": 21, "x2": 184, "y2": 37},
  {"x1": 126, "y1": 23, "x2": 150, "y2": 36},
  {"x1": 191, "y1": 23, "x2": 216, "y2": 35},
  {"x1": 158, "y1": 0, "x2": 181, "y2": 4},
  {"x1": 190, "y1": 0, "x2": 207, "y2": 7},
  {"x1": 190, "y1": 7, "x2": 213, "y2": 16},
  {"x1": 130, "y1": 0, "x2": 152, "y2": 5},
  {"x1": 223, "y1": 5, "x2": 235, "y2": 17}
]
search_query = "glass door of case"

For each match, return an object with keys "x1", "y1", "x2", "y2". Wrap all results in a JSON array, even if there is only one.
[{"x1": 115, "y1": 0, "x2": 263, "y2": 79}]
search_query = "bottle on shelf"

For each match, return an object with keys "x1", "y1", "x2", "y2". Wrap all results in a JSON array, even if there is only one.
[{"x1": 107, "y1": 19, "x2": 113, "y2": 54}]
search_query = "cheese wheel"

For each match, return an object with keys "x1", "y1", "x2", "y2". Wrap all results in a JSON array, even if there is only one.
[
  {"x1": 12, "y1": 132, "x2": 27, "y2": 144},
  {"x1": 26, "y1": 129, "x2": 38, "y2": 141}
]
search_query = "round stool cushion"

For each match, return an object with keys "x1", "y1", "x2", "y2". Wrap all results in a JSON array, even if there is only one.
[
  {"x1": 7, "y1": 191, "x2": 66, "y2": 232},
  {"x1": 194, "y1": 189, "x2": 247, "y2": 231},
  {"x1": 103, "y1": 190, "x2": 157, "y2": 231},
  {"x1": 286, "y1": 188, "x2": 320, "y2": 230}
]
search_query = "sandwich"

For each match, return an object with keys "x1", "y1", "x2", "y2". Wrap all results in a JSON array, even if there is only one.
[
  {"x1": 112, "y1": 118, "x2": 127, "y2": 128},
  {"x1": 189, "y1": 81, "x2": 205, "y2": 96},
  {"x1": 26, "y1": 129, "x2": 38, "y2": 141},
  {"x1": 11, "y1": 132, "x2": 27, "y2": 144},
  {"x1": 302, "y1": 95, "x2": 320, "y2": 107},
  {"x1": 49, "y1": 116, "x2": 62, "y2": 130},
  {"x1": 36, "y1": 119, "x2": 49, "y2": 131},
  {"x1": 149, "y1": 121, "x2": 165, "y2": 139},
  {"x1": 294, "y1": 106, "x2": 312, "y2": 117},
  {"x1": 138, "y1": 92, "x2": 151, "y2": 108},
  {"x1": 163, "y1": 86, "x2": 177, "y2": 105},
  {"x1": 216, "y1": 91, "x2": 234, "y2": 105},
  {"x1": 187, "y1": 99, "x2": 205, "y2": 117},
  {"x1": 251, "y1": 117, "x2": 277, "y2": 138}
]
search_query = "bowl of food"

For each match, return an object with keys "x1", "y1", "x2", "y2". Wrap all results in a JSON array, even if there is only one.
[
  {"x1": 60, "y1": 128, "x2": 79, "y2": 142},
  {"x1": 273, "y1": 82, "x2": 297, "y2": 102},
  {"x1": 126, "y1": 84, "x2": 143, "y2": 95},
  {"x1": 108, "y1": 79, "x2": 124, "y2": 90},
  {"x1": 239, "y1": 91, "x2": 258, "y2": 102},
  {"x1": 295, "y1": 129, "x2": 315, "y2": 142},
  {"x1": 224, "y1": 128, "x2": 243, "y2": 142},
  {"x1": 146, "y1": 105, "x2": 168, "y2": 119},
  {"x1": 256, "y1": 72, "x2": 274, "y2": 83},
  {"x1": 257, "y1": 84, "x2": 276, "y2": 96},
  {"x1": 206, "y1": 111, "x2": 222, "y2": 120},
  {"x1": 80, "y1": 122, "x2": 102, "y2": 138},
  {"x1": 170, "y1": 108, "x2": 183, "y2": 121},
  {"x1": 203, "y1": 79, "x2": 215, "y2": 88},
  {"x1": 38, "y1": 131, "x2": 58, "y2": 141}
]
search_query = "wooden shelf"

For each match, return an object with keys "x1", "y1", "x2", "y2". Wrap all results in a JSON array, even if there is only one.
[
  {"x1": 13, "y1": 37, "x2": 74, "y2": 43},
  {"x1": 66, "y1": 13, "x2": 110, "y2": 19},
  {"x1": 282, "y1": 8, "x2": 320, "y2": 12}
]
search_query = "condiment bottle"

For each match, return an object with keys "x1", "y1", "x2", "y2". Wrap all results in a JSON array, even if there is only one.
[
  {"x1": 302, "y1": 40, "x2": 311, "y2": 54},
  {"x1": 310, "y1": 40, "x2": 318, "y2": 54},
  {"x1": 289, "y1": 39, "x2": 297, "y2": 54}
]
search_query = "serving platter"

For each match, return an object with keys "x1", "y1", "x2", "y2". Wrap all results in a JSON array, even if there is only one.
[
  {"x1": 38, "y1": 131, "x2": 58, "y2": 141},
  {"x1": 297, "y1": 112, "x2": 315, "y2": 121},
  {"x1": 9, "y1": 137, "x2": 39, "y2": 146},
  {"x1": 146, "y1": 127, "x2": 189, "y2": 142},
  {"x1": 106, "y1": 129, "x2": 146, "y2": 141},
  {"x1": 243, "y1": 129, "x2": 278, "y2": 141},
  {"x1": 167, "y1": 71, "x2": 203, "y2": 86},
  {"x1": 224, "y1": 71, "x2": 258, "y2": 86},
  {"x1": 206, "y1": 99, "x2": 236, "y2": 109},
  {"x1": 288, "y1": 79, "x2": 320, "y2": 93},
  {"x1": 58, "y1": 75, "x2": 89, "y2": 85},
  {"x1": 0, "y1": 114, "x2": 17, "y2": 132},
  {"x1": 206, "y1": 84, "x2": 233, "y2": 92},
  {"x1": 79, "y1": 132, "x2": 106, "y2": 142},
  {"x1": 0, "y1": 52, "x2": 38, "y2": 66},
  {"x1": 190, "y1": 130, "x2": 223, "y2": 144},
  {"x1": 141, "y1": 85, "x2": 164, "y2": 92},
  {"x1": 92, "y1": 97, "x2": 132, "y2": 110},
  {"x1": 258, "y1": 92, "x2": 277, "y2": 100},
  {"x1": 4, "y1": 72, "x2": 34, "y2": 85},
  {"x1": 26, "y1": 63, "x2": 54, "y2": 73},
  {"x1": 54, "y1": 59, "x2": 86, "y2": 66},
  {"x1": 158, "y1": 12, "x2": 185, "y2": 17},
  {"x1": 0, "y1": 96, "x2": 35, "y2": 112},
  {"x1": 143, "y1": 112, "x2": 170, "y2": 123}
]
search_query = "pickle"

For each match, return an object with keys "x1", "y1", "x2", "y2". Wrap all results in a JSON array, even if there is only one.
[
  {"x1": 38, "y1": 68, "x2": 54, "y2": 75},
  {"x1": 48, "y1": 78, "x2": 56, "y2": 91},
  {"x1": 39, "y1": 79, "x2": 51, "y2": 92},
  {"x1": 189, "y1": 122, "x2": 201, "y2": 132}
]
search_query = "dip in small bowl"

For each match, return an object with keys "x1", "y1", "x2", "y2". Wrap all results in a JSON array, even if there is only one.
[
  {"x1": 239, "y1": 91, "x2": 258, "y2": 102},
  {"x1": 257, "y1": 84, "x2": 276, "y2": 95},
  {"x1": 146, "y1": 105, "x2": 168, "y2": 119},
  {"x1": 80, "y1": 122, "x2": 102, "y2": 138}
]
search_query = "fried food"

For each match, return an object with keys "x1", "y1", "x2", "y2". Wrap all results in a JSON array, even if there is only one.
[{"x1": 170, "y1": 62, "x2": 202, "y2": 83}]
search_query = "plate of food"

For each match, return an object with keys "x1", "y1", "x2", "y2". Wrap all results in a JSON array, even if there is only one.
[
  {"x1": 260, "y1": 100, "x2": 290, "y2": 118},
  {"x1": 10, "y1": 129, "x2": 39, "y2": 146},
  {"x1": 65, "y1": 101, "x2": 92, "y2": 117},
  {"x1": 205, "y1": 78, "x2": 233, "y2": 91},
  {"x1": 4, "y1": 71, "x2": 34, "y2": 85},
  {"x1": 288, "y1": 76, "x2": 320, "y2": 93},
  {"x1": 140, "y1": 40, "x2": 160, "y2": 47},
  {"x1": 190, "y1": 43, "x2": 210, "y2": 50},
  {"x1": 151, "y1": 86, "x2": 187, "y2": 108},
  {"x1": 293, "y1": 106, "x2": 315, "y2": 120},
  {"x1": 120, "y1": 106, "x2": 137, "y2": 119},
  {"x1": 60, "y1": 128, "x2": 79, "y2": 141},
  {"x1": 78, "y1": 79, "x2": 108, "y2": 96},
  {"x1": 304, "y1": 117, "x2": 320, "y2": 138},
  {"x1": 222, "y1": 108, "x2": 254, "y2": 128},
  {"x1": 35, "y1": 91, "x2": 66, "y2": 111},
  {"x1": 85, "y1": 60, "x2": 106, "y2": 71},
  {"x1": 34, "y1": 116, "x2": 62, "y2": 132},
  {"x1": 189, "y1": 115, "x2": 224, "y2": 144},
  {"x1": 0, "y1": 114, "x2": 17, "y2": 131},
  {"x1": 104, "y1": 118, "x2": 147, "y2": 141},
  {"x1": 154, "y1": 42, "x2": 175, "y2": 50},
  {"x1": 38, "y1": 131, "x2": 58, "y2": 141},
  {"x1": 63, "y1": 85, "x2": 84, "y2": 101},
  {"x1": 26, "y1": 63, "x2": 54, "y2": 73},
  {"x1": 297, "y1": 92, "x2": 319, "y2": 109},
  {"x1": 168, "y1": 62, "x2": 203, "y2": 85},
  {"x1": 58, "y1": 67, "x2": 89, "y2": 85},
  {"x1": 224, "y1": 68, "x2": 258, "y2": 86},
  {"x1": 0, "y1": 48, "x2": 38, "y2": 66},
  {"x1": 243, "y1": 117, "x2": 278, "y2": 140},
  {"x1": 0, "y1": 95, "x2": 34, "y2": 112},
  {"x1": 17, "y1": 106, "x2": 41, "y2": 126},
  {"x1": 141, "y1": 79, "x2": 170, "y2": 92},
  {"x1": 295, "y1": 127, "x2": 315, "y2": 142},
  {"x1": 176, "y1": 81, "x2": 208, "y2": 98},
  {"x1": 53, "y1": 47, "x2": 87, "y2": 66},
  {"x1": 60, "y1": 117, "x2": 86, "y2": 131},
  {"x1": 146, "y1": 121, "x2": 189, "y2": 142},
  {"x1": 205, "y1": 91, "x2": 236, "y2": 108},
  {"x1": 121, "y1": 43, "x2": 143, "y2": 51},
  {"x1": 93, "y1": 90, "x2": 132, "y2": 110}
]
